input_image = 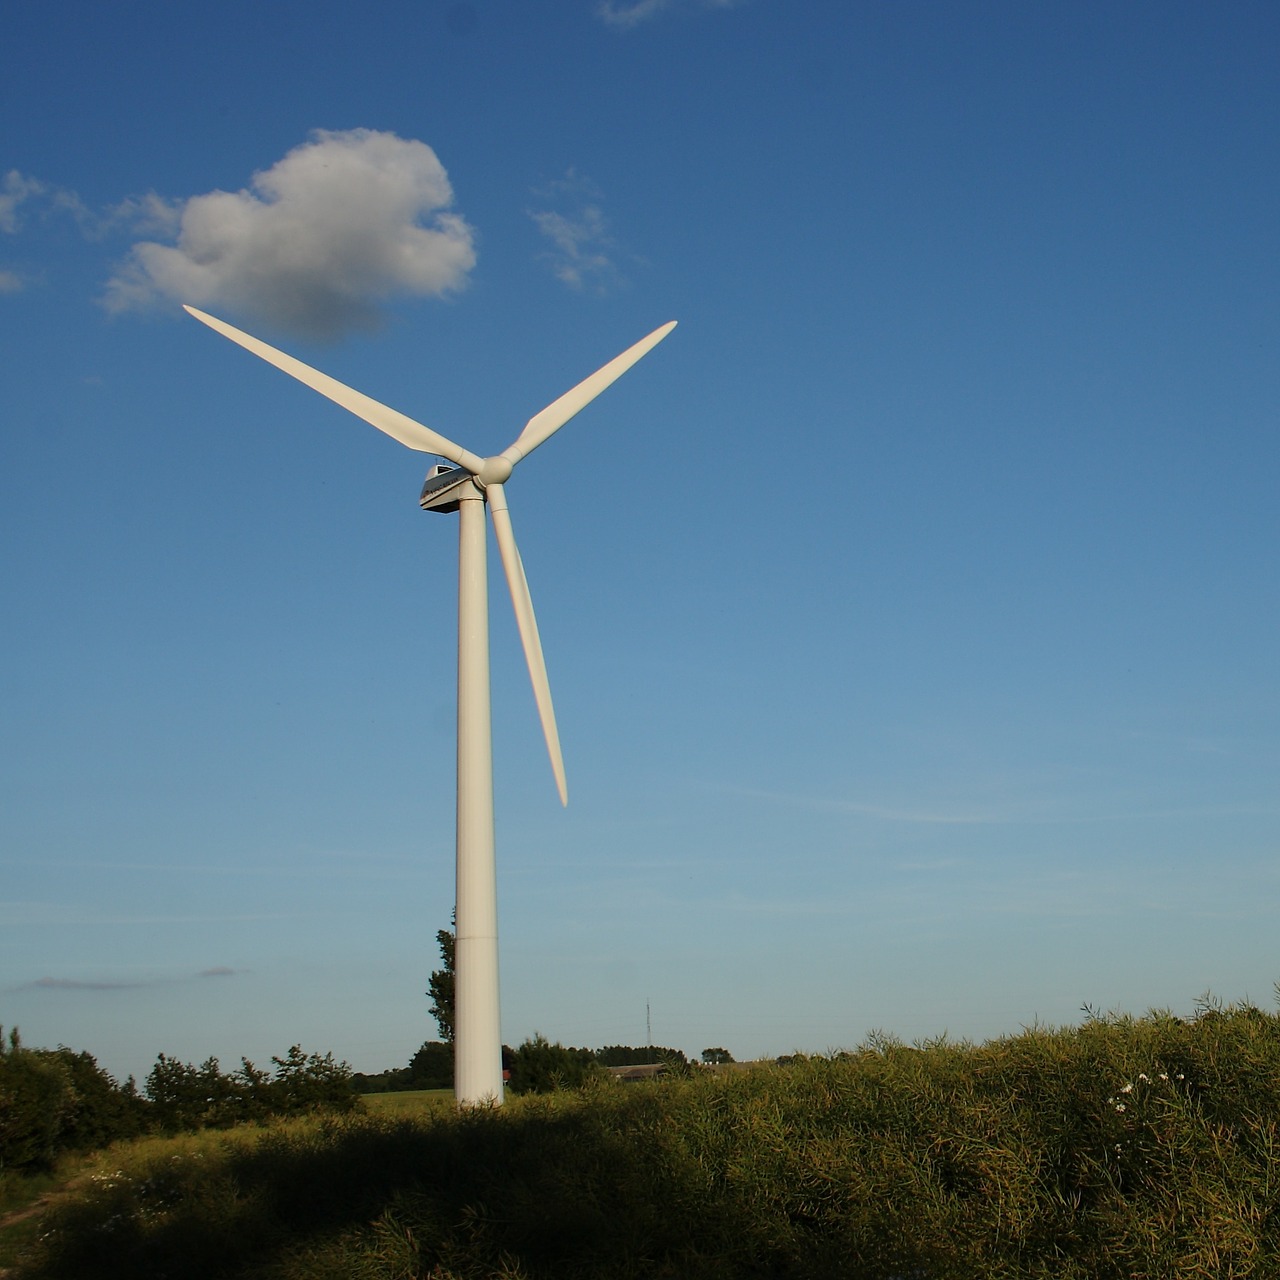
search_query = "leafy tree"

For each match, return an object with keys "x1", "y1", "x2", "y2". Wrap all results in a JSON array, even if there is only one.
[
  {"x1": 594, "y1": 1044, "x2": 689, "y2": 1068},
  {"x1": 408, "y1": 1040, "x2": 453, "y2": 1090},
  {"x1": 46, "y1": 1047, "x2": 147, "y2": 1149},
  {"x1": 1, "y1": 1029, "x2": 151, "y2": 1169},
  {"x1": 701, "y1": 1047, "x2": 734, "y2": 1064},
  {"x1": 145, "y1": 1046, "x2": 355, "y2": 1131},
  {"x1": 427, "y1": 920, "x2": 455, "y2": 1043},
  {"x1": 145, "y1": 1054, "x2": 240, "y2": 1132},
  {"x1": 0, "y1": 1028, "x2": 74, "y2": 1171},
  {"x1": 507, "y1": 1034, "x2": 598, "y2": 1094},
  {"x1": 269, "y1": 1045, "x2": 357, "y2": 1114},
  {"x1": 234, "y1": 1058, "x2": 276, "y2": 1122},
  {"x1": 351, "y1": 1066, "x2": 413, "y2": 1093}
]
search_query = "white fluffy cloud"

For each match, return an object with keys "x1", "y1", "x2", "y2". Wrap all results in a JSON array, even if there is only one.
[{"x1": 103, "y1": 130, "x2": 477, "y2": 339}]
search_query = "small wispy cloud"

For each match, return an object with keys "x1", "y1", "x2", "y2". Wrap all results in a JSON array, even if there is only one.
[
  {"x1": 1, "y1": 169, "x2": 81, "y2": 293},
  {"x1": 103, "y1": 129, "x2": 476, "y2": 340},
  {"x1": 8, "y1": 967, "x2": 249, "y2": 995},
  {"x1": 1, "y1": 169, "x2": 97, "y2": 237},
  {"x1": 596, "y1": 0, "x2": 746, "y2": 29},
  {"x1": 2, "y1": 170, "x2": 74, "y2": 233},
  {"x1": 21, "y1": 976, "x2": 148, "y2": 991},
  {"x1": 529, "y1": 169, "x2": 624, "y2": 294}
]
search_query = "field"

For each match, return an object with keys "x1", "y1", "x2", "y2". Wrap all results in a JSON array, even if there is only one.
[
  {"x1": 4, "y1": 1002, "x2": 1280, "y2": 1278},
  {"x1": 357, "y1": 1089, "x2": 454, "y2": 1117}
]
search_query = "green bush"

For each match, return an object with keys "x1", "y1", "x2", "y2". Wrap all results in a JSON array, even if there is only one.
[
  {"x1": 506, "y1": 1033, "x2": 599, "y2": 1094},
  {"x1": 48, "y1": 1050, "x2": 147, "y2": 1152},
  {"x1": 0, "y1": 1031, "x2": 145, "y2": 1172},
  {"x1": 145, "y1": 1047, "x2": 356, "y2": 1132},
  {"x1": 0, "y1": 1042, "x2": 73, "y2": 1172}
]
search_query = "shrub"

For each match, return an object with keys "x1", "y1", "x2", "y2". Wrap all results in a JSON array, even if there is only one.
[
  {"x1": 0, "y1": 1040, "x2": 74, "y2": 1172},
  {"x1": 145, "y1": 1047, "x2": 356, "y2": 1132},
  {"x1": 506, "y1": 1034, "x2": 599, "y2": 1094},
  {"x1": 0, "y1": 1031, "x2": 145, "y2": 1172}
]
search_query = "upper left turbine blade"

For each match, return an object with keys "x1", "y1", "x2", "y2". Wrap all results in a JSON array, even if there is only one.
[{"x1": 183, "y1": 306, "x2": 483, "y2": 470}]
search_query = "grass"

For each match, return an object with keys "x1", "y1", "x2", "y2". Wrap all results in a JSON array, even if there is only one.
[
  {"x1": 6, "y1": 1000, "x2": 1280, "y2": 1278},
  {"x1": 357, "y1": 1089, "x2": 454, "y2": 1117},
  {"x1": 1, "y1": 1152, "x2": 117, "y2": 1270}
]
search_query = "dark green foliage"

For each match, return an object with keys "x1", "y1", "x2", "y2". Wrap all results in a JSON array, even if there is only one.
[
  {"x1": 0, "y1": 1038, "x2": 73, "y2": 1172},
  {"x1": 701, "y1": 1046, "x2": 734, "y2": 1064},
  {"x1": 426, "y1": 923, "x2": 455, "y2": 1043},
  {"x1": 593, "y1": 1043, "x2": 689, "y2": 1067},
  {"x1": 0, "y1": 1030, "x2": 145, "y2": 1172},
  {"x1": 506, "y1": 1034, "x2": 599, "y2": 1094},
  {"x1": 144, "y1": 1056, "x2": 242, "y2": 1132},
  {"x1": 145, "y1": 1047, "x2": 356, "y2": 1132},
  {"x1": 349, "y1": 1066, "x2": 410, "y2": 1093},
  {"x1": 353, "y1": 1040, "x2": 454, "y2": 1093},
  {"x1": 406, "y1": 1039, "x2": 453, "y2": 1090},
  {"x1": 42, "y1": 1050, "x2": 147, "y2": 1153},
  {"x1": 267, "y1": 1046, "x2": 356, "y2": 1115}
]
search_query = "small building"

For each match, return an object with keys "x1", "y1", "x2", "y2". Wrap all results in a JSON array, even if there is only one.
[{"x1": 604, "y1": 1062, "x2": 667, "y2": 1083}]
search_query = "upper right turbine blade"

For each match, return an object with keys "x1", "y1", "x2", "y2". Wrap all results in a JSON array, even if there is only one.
[{"x1": 500, "y1": 321, "x2": 677, "y2": 466}]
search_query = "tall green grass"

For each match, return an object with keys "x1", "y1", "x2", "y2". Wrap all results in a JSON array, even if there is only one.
[{"x1": 10, "y1": 1000, "x2": 1280, "y2": 1278}]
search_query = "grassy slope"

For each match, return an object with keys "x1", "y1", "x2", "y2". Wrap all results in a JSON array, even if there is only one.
[{"x1": 5, "y1": 1003, "x2": 1280, "y2": 1279}]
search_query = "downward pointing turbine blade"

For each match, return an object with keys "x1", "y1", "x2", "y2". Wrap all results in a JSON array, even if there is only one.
[
  {"x1": 500, "y1": 320, "x2": 677, "y2": 466},
  {"x1": 183, "y1": 306, "x2": 484, "y2": 471},
  {"x1": 486, "y1": 483, "x2": 567, "y2": 806}
]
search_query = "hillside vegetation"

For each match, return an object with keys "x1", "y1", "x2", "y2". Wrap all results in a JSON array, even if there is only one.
[{"x1": 7, "y1": 999, "x2": 1280, "y2": 1278}]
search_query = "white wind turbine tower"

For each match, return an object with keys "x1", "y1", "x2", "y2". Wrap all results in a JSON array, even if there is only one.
[{"x1": 185, "y1": 305, "x2": 676, "y2": 1105}]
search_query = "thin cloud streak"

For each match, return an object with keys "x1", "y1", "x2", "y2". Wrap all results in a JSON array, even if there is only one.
[
  {"x1": 596, "y1": 0, "x2": 746, "y2": 29},
  {"x1": 7, "y1": 968, "x2": 247, "y2": 994}
]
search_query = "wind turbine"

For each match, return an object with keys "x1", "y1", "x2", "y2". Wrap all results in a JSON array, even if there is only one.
[{"x1": 184, "y1": 304, "x2": 676, "y2": 1104}]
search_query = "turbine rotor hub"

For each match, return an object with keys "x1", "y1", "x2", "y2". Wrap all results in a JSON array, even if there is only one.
[{"x1": 476, "y1": 455, "x2": 514, "y2": 487}]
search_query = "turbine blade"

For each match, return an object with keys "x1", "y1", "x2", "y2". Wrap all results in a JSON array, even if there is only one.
[
  {"x1": 486, "y1": 483, "x2": 568, "y2": 806},
  {"x1": 183, "y1": 306, "x2": 484, "y2": 470},
  {"x1": 500, "y1": 320, "x2": 677, "y2": 466}
]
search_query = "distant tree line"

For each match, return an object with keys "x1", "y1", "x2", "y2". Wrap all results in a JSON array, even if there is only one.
[
  {"x1": 374, "y1": 922, "x2": 729, "y2": 1096},
  {"x1": 0, "y1": 1026, "x2": 356, "y2": 1173},
  {"x1": 354, "y1": 1039, "x2": 736, "y2": 1097}
]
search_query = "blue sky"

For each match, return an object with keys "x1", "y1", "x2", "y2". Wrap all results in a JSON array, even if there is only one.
[{"x1": 3, "y1": 0, "x2": 1279, "y2": 1085}]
